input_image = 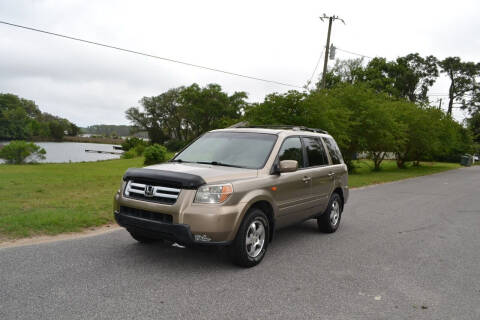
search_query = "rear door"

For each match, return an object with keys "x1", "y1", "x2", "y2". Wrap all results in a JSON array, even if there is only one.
[
  {"x1": 322, "y1": 136, "x2": 348, "y2": 192},
  {"x1": 301, "y1": 136, "x2": 333, "y2": 216}
]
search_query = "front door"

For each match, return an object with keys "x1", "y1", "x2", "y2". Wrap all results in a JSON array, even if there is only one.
[{"x1": 270, "y1": 137, "x2": 314, "y2": 227}]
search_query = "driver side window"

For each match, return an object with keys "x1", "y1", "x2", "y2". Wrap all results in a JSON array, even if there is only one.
[{"x1": 278, "y1": 137, "x2": 304, "y2": 168}]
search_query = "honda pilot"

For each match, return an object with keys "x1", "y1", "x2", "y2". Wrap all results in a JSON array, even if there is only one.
[{"x1": 114, "y1": 126, "x2": 349, "y2": 267}]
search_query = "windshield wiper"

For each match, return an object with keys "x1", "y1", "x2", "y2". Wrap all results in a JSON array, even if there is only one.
[
  {"x1": 170, "y1": 159, "x2": 192, "y2": 163},
  {"x1": 195, "y1": 161, "x2": 245, "y2": 168}
]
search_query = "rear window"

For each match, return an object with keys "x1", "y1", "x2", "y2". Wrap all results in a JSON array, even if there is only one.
[
  {"x1": 323, "y1": 137, "x2": 344, "y2": 165},
  {"x1": 303, "y1": 137, "x2": 328, "y2": 167}
]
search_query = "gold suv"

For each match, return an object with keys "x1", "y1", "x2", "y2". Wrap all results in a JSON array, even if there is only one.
[{"x1": 114, "y1": 126, "x2": 349, "y2": 267}]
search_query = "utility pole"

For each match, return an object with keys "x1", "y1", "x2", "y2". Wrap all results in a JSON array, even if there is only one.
[{"x1": 320, "y1": 14, "x2": 345, "y2": 89}]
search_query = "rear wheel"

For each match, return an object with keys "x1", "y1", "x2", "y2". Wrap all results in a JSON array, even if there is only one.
[
  {"x1": 229, "y1": 208, "x2": 269, "y2": 268},
  {"x1": 317, "y1": 193, "x2": 343, "y2": 233}
]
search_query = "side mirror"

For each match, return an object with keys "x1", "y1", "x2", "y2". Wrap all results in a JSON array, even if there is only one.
[{"x1": 278, "y1": 160, "x2": 298, "y2": 173}]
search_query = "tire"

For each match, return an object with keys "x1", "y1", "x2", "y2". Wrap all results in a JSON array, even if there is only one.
[
  {"x1": 317, "y1": 193, "x2": 343, "y2": 233},
  {"x1": 128, "y1": 231, "x2": 158, "y2": 244},
  {"x1": 228, "y1": 208, "x2": 270, "y2": 268}
]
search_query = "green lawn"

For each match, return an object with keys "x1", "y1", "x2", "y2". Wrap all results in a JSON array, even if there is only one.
[
  {"x1": 0, "y1": 158, "x2": 460, "y2": 240},
  {"x1": 0, "y1": 158, "x2": 144, "y2": 239},
  {"x1": 349, "y1": 160, "x2": 460, "y2": 188}
]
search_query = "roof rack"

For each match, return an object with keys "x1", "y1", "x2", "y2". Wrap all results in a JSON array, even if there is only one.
[
  {"x1": 248, "y1": 125, "x2": 328, "y2": 134},
  {"x1": 227, "y1": 122, "x2": 329, "y2": 134}
]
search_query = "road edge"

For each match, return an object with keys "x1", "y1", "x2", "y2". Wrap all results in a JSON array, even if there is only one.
[{"x1": 0, "y1": 224, "x2": 121, "y2": 249}]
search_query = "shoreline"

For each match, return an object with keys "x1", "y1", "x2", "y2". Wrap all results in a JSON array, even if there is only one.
[{"x1": 0, "y1": 136, "x2": 125, "y2": 145}]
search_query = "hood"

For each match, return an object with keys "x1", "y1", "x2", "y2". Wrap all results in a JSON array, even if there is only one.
[{"x1": 144, "y1": 162, "x2": 258, "y2": 184}]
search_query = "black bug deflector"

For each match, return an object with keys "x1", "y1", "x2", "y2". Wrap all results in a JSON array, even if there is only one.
[{"x1": 122, "y1": 168, "x2": 206, "y2": 189}]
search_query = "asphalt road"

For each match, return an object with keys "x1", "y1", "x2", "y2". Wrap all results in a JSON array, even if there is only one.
[{"x1": 1, "y1": 166, "x2": 480, "y2": 320}]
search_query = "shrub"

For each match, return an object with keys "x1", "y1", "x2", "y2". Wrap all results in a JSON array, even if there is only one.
[
  {"x1": 0, "y1": 140, "x2": 46, "y2": 164},
  {"x1": 133, "y1": 144, "x2": 146, "y2": 156},
  {"x1": 121, "y1": 137, "x2": 146, "y2": 151},
  {"x1": 121, "y1": 142, "x2": 147, "y2": 159},
  {"x1": 143, "y1": 144, "x2": 168, "y2": 165},
  {"x1": 121, "y1": 149, "x2": 136, "y2": 159}
]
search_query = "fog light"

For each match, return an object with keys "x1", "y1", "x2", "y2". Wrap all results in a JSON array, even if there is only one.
[{"x1": 194, "y1": 234, "x2": 212, "y2": 242}]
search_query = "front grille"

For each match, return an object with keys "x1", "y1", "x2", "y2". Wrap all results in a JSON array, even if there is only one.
[
  {"x1": 124, "y1": 179, "x2": 181, "y2": 205},
  {"x1": 120, "y1": 206, "x2": 173, "y2": 224}
]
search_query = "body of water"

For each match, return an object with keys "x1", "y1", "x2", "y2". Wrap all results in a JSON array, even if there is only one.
[{"x1": 0, "y1": 142, "x2": 122, "y2": 163}]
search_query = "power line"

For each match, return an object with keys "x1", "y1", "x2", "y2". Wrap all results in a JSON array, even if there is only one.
[
  {"x1": 305, "y1": 45, "x2": 325, "y2": 89},
  {"x1": 0, "y1": 20, "x2": 304, "y2": 89},
  {"x1": 335, "y1": 47, "x2": 373, "y2": 60},
  {"x1": 428, "y1": 93, "x2": 474, "y2": 97}
]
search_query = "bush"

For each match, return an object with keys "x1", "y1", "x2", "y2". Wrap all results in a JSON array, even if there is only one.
[
  {"x1": 133, "y1": 144, "x2": 146, "y2": 156},
  {"x1": 121, "y1": 149, "x2": 136, "y2": 159},
  {"x1": 143, "y1": 144, "x2": 168, "y2": 165},
  {"x1": 0, "y1": 140, "x2": 46, "y2": 164},
  {"x1": 121, "y1": 137, "x2": 146, "y2": 151},
  {"x1": 121, "y1": 144, "x2": 146, "y2": 159}
]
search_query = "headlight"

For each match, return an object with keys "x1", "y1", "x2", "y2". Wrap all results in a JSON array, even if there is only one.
[{"x1": 194, "y1": 183, "x2": 233, "y2": 204}]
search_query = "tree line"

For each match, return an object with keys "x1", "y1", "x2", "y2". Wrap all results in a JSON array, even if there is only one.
[
  {"x1": 321, "y1": 54, "x2": 479, "y2": 115},
  {"x1": 126, "y1": 53, "x2": 479, "y2": 171},
  {"x1": 81, "y1": 124, "x2": 137, "y2": 138},
  {"x1": 0, "y1": 93, "x2": 79, "y2": 141}
]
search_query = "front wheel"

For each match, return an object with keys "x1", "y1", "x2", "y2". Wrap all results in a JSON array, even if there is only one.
[
  {"x1": 318, "y1": 193, "x2": 343, "y2": 233},
  {"x1": 229, "y1": 208, "x2": 269, "y2": 268}
]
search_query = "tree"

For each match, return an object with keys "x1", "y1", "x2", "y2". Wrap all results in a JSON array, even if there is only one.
[
  {"x1": 180, "y1": 83, "x2": 247, "y2": 137},
  {"x1": 126, "y1": 84, "x2": 247, "y2": 144},
  {"x1": 48, "y1": 121, "x2": 65, "y2": 140},
  {"x1": 394, "y1": 104, "x2": 443, "y2": 167},
  {"x1": 466, "y1": 112, "x2": 480, "y2": 144},
  {"x1": 245, "y1": 83, "x2": 406, "y2": 171},
  {"x1": 318, "y1": 58, "x2": 365, "y2": 89},
  {"x1": 392, "y1": 54, "x2": 439, "y2": 103},
  {"x1": 0, "y1": 93, "x2": 78, "y2": 140},
  {"x1": 360, "y1": 99, "x2": 407, "y2": 171},
  {"x1": 67, "y1": 123, "x2": 80, "y2": 136},
  {"x1": 439, "y1": 57, "x2": 480, "y2": 115},
  {"x1": 359, "y1": 54, "x2": 439, "y2": 103},
  {"x1": 0, "y1": 140, "x2": 46, "y2": 164},
  {"x1": 318, "y1": 54, "x2": 439, "y2": 104},
  {"x1": 245, "y1": 90, "x2": 310, "y2": 126}
]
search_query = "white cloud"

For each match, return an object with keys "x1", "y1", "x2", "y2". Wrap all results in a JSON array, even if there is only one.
[{"x1": 0, "y1": 0, "x2": 478, "y2": 126}]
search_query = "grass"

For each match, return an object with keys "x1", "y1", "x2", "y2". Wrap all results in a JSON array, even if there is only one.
[
  {"x1": 0, "y1": 158, "x2": 460, "y2": 240},
  {"x1": 349, "y1": 160, "x2": 461, "y2": 188},
  {"x1": 0, "y1": 157, "x2": 147, "y2": 240}
]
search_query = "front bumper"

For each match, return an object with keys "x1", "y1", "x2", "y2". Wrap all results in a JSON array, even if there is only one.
[
  {"x1": 114, "y1": 210, "x2": 231, "y2": 246},
  {"x1": 343, "y1": 186, "x2": 349, "y2": 204}
]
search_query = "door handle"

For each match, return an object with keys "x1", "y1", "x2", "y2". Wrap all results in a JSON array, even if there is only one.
[
  {"x1": 328, "y1": 172, "x2": 336, "y2": 177},
  {"x1": 302, "y1": 176, "x2": 312, "y2": 183}
]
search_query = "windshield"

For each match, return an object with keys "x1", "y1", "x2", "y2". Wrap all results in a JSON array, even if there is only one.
[{"x1": 172, "y1": 131, "x2": 277, "y2": 169}]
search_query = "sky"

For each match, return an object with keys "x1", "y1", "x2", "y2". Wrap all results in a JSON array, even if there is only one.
[{"x1": 1, "y1": 0, "x2": 479, "y2": 127}]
